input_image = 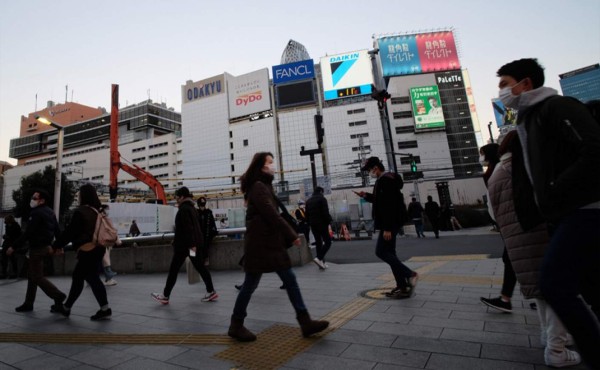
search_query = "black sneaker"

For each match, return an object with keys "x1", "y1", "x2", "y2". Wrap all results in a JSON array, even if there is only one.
[
  {"x1": 50, "y1": 304, "x2": 70, "y2": 317},
  {"x1": 15, "y1": 303, "x2": 33, "y2": 312},
  {"x1": 90, "y1": 308, "x2": 112, "y2": 321},
  {"x1": 480, "y1": 297, "x2": 512, "y2": 313},
  {"x1": 385, "y1": 286, "x2": 414, "y2": 299}
]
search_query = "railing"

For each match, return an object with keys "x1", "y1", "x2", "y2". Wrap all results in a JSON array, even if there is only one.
[{"x1": 118, "y1": 227, "x2": 247, "y2": 243}]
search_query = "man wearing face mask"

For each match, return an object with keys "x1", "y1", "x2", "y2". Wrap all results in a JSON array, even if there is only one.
[
  {"x1": 497, "y1": 58, "x2": 600, "y2": 368},
  {"x1": 6, "y1": 189, "x2": 67, "y2": 313},
  {"x1": 355, "y1": 157, "x2": 417, "y2": 299}
]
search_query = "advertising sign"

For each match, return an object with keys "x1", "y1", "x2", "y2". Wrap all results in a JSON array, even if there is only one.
[
  {"x1": 276, "y1": 80, "x2": 315, "y2": 108},
  {"x1": 409, "y1": 85, "x2": 445, "y2": 130},
  {"x1": 182, "y1": 74, "x2": 225, "y2": 104},
  {"x1": 320, "y1": 50, "x2": 373, "y2": 101},
  {"x1": 491, "y1": 98, "x2": 517, "y2": 128},
  {"x1": 272, "y1": 59, "x2": 315, "y2": 85},
  {"x1": 378, "y1": 31, "x2": 460, "y2": 76},
  {"x1": 227, "y1": 69, "x2": 271, "y2": 119},
  {"x1": 379, "y1": 35, "x2": 422, "y2": 76}
]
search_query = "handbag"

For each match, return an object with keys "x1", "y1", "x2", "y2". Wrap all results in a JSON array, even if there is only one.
[
  {"x1": 186, "y1": 257, "x2": 201, "y2": 284},
  {"x1": 275, "y1": 197, "x2": 299, "y2": 231}
]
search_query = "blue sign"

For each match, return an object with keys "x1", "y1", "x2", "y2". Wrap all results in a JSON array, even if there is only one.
[
  {"x1": 379, "y1": 36, "x2": 422, "y2": 77},
  {"x1": 272, "y1": 59, "x2": 315, "y2": 85}
]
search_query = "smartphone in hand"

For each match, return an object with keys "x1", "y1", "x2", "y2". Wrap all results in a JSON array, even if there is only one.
[{"x1": 189, "y1": 249, "x2": 196, "y2": 257}]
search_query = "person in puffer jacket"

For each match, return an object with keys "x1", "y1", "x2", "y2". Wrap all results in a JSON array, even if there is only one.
[{"x1": 487, "y1": 131, "x2": 580, "y2": 368}]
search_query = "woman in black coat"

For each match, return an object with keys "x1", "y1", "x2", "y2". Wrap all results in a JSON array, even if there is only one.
[{"x1": 227, "y1": 152, "x2": 329, "y2": 342}]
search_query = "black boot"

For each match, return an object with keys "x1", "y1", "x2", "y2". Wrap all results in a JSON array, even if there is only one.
[
  {"x1": 296, "y1": 311, "x2": 329, "y2": 338},
  {"x1": 228, "y1": 316, "x2": 257, "y2": 342}
]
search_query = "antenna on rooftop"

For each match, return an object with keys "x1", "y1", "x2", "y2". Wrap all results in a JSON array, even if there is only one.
[{"x1": 65, "y1": 85, "x2": 68, "y2": 103}]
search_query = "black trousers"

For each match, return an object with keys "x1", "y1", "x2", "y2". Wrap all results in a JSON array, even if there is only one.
[
  {"x1": 1, "y1": 242, "x2": 18, "y2": 276},
  {"x1": 65, "y1": 246, "x2": 108, "y2": 308},
  {"x1": 164, "y1": 248, "x2": 214, "y2": 297}
]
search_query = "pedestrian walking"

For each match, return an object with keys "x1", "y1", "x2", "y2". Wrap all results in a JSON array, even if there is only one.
[
  {"x1": 294, "y1": 200, "x2": 311, "y2": 245},
  {"x1": 496, "y1": 58, "x2": 600, "y2": 368},
  {"x1": 355, "y1": 156, "x2": 418, "y2": 299},
  {"x1": 305, "y1": 186, "x2": 332, "y2": 269},
  {"x1": 197, "y1": 196, "x2": 218, "y2": 253},
  {"x1": 407, "y1": 198, "x2": 425, "y2": 238},
  {"x1": 53, "y1": 184, "x2": 113, "y2": 320},
  {"x1": 228, "y1": 152, "x2": 328, "y2": 342},
  {"x1": 1, "y1": 215, "x2": 21, "y2": 279},
  {"x1": 151, "y1": 187, "x2": 217, "y2": 304},
  {"x1": 6, "y1": 189, "x2": 67, "y2": 314},
  {"x1": 128, "y1": 220, "x2": 141, "y2": 237},
  {"x1": 424, "y1": 196, "x2": 441, "y2": 239}
]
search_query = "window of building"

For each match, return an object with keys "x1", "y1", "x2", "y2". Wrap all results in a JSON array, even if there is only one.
[
  {"x1": 347, "y1": 108, "x2": 366, "y2": 115},
  {"x1": 395, "y1": 126, "x2": 414, "y2": 134},
  {"x1": 400, "y1": 156, "x2": 421, "y2": 165},
  {"x1": 397, "y1": 140, "x2": 418, "y2": 149},
  {"x1": 350, "y1": 133, "x2": 369, "y2": 139},
  {"x1": 243, "y1": 139, "x2": 248, "y2": 147},
  {"x1": 392, "y1": 111, "x2": 413, "y2": 119},
  {"x1": 348, "y1": 120, "x2": 367, "y2": 127},
  {"x1": 132, "y1": 147, "x2": 146, "y2": 153},
  {"x1": 231, "y1": 164, "x2": 235, "y2": 172},
  {"x1": 391, "y1": 96, "x2": 410, "y2": 104},
  {"x1": 229, "y1": 131, "x2": 233, "y2": 138},
  {"x1": 132, "y1": 157, "x2": 146, "y2": 162},
  {"x1": 230, "y1": 153, "x2": 234, "y2": 160},
  {"x1": 352, "y1": 145, "x2": 371, "y2": 152},
  {"x1": 230, "y1": 142, "x2": 234, "y2": 149}
]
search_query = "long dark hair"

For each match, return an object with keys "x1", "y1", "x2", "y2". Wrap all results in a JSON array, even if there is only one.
[
  {"x1": 481, "y1": 143, "x2": 500, "y2": 186},
  {"x1": 240, "y1": 152, "x2": 273, "y2": 194},
  {"x1": 79, "y1": 184, "x2": 102, "y2": 210}
]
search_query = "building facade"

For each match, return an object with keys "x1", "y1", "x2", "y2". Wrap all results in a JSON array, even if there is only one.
[{"x1": 559, "y1": 64, "x2": 600, "y2": 102}]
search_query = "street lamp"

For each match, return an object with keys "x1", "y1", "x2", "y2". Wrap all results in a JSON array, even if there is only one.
[{"x1": 35, "y1": 115, "x2": 64, "y2": 219}]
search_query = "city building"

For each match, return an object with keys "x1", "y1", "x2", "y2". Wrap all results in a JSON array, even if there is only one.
[
  {"x1": 559, "y1": 63, "x2": 600, "y2": 102},
  {"x1": 2, "y1": 100, "x2": 182, "y2": 211}
]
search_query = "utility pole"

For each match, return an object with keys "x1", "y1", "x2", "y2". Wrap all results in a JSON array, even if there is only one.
[{"x1": 488, "y1": 121, "x2": 494, "y2": 143}]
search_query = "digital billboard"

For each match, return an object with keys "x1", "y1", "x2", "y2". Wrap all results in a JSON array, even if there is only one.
[
  {"x1": 276, "y1": 80, "x2": 315, "y2": 108},
  {"x1": 491, "y1": 98, "x2": 517, "y2": 128},
  {"x1": 272, "y1": 59, "x2": 314, "y2": 85},
  {"x1": 182, "y1": 74, "x2": 225, "y2": 104},
  {"x1": 227, "y1": 69, "x2": 271, "y2": 119},
  {"x1": 378, "y1": 31, "x2": 460, "y2": 77},
  {"x1": 409, "y1": 85, "x2": 446, "y2": 130},
  {"x1": 320, "y1": 50, "x2": 373, "y2": 101}
]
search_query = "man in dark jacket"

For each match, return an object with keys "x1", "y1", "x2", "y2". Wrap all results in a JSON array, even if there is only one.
[
  {"x1": 1, "y1": 215, "x2": 21, "y2": 278},
  {"x1": 294, "y1": 200, "x2": 311, "y2": 246},
  {"x1": 356, "y1": 157, "x2": 417, "y2": 299},
  {"x1": 407, "y1": 197, "x2": 425, "y2": 238},
  {"x1": 497, "y1": 58, "x2": 600, "y2": 368},
  {"x1": 197, "y1": 196, "x2": 218, "y2": 249},
  {"x1": 305, "y1": 187, "x2": 332, "y2": 269},
  {"x1": 151, "y1": 187, "x2": 217, "y2": 304},
  {"x1": 6, "y1": 189, "x2": 66, "y2": 313},
  {"x1": 424, "y1": 196, "x2": 441, "y2": 239}
]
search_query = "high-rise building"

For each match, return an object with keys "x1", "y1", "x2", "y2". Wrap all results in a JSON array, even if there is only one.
[{"x1": 559, "y1": 64, "x2": 600, "y2": 103}]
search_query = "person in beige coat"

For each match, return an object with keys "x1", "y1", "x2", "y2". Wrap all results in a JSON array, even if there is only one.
[{"x1": 487, "y1": 131, "x2": 580, "y2": 368}]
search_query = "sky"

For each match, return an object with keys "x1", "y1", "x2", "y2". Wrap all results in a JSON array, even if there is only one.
[{"x1": 1, "y1": 0, "x2": 599, "y2": 166}]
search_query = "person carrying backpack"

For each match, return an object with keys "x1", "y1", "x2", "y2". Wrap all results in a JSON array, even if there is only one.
[
  {"x1": 355, "y1": 156, "x2": 418, "y2": 299},
  {"x1": 53, "y1": 184, "x2": 114, "y2": 320}
]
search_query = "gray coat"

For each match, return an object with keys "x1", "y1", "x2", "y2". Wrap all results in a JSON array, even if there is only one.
[{"x1": 488, "y1": 155, "x2": 548, "y2": 299}]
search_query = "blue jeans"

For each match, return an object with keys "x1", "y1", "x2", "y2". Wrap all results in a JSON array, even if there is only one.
[
  {"x1": 540, "y1": 209, "x2": 600, "y2": 368},
  {"x1": 375, "y1": 229, "x2": 414, "y2": 289},
  {"x1": 233, "y1": 268, "x2": 307, "y2": 319}
]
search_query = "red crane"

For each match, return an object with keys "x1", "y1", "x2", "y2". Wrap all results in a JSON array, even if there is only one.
[{"x1": 109, "y1": 84, "x2": 167, "y2": 204}]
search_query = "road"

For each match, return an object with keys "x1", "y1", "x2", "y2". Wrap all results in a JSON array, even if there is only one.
[{"x1": 322, "y1": 229, "x2": 504, "y2": 264}]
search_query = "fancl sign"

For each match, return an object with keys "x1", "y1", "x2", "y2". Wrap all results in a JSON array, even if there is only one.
[
  {"x1": 182, "y1": 75, "x2": 225, "y2": 104},
  {"x1": 272, "y1": 59, "x2": 315, "y2": 85}
]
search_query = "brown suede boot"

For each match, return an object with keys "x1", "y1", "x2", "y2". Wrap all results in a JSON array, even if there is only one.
[
  {"x1": 228, "y1": 316, "x2": 257, "y2": 342},
  {"x1": 297, "y1": 311, "x2": 329, "y2": 338}
]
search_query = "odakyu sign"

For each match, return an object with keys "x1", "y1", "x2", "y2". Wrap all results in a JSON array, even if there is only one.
[
  {"x1": 227, "y1": 68, "x2": 272, "y2": 119},
  {"x1": 320, "y1": 50, "x2": 373, "y2": 101},
  {"x1": 272, "y1": 59, "x2": 315, "y2": 85},
  {"x1": 182, "y1": 75, "x2": 225, "y2": 104},
  {"x1": 378, "y1": 31, "x2": 461, "y2": 77}
]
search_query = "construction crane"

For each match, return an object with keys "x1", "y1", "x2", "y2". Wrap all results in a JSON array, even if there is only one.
[{"x1": 108, "y1": 84, "x2": 167, "y2": 204}]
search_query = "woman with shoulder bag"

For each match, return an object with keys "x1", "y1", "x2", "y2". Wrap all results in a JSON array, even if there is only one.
[
  {"x1": 228, "y1": 152, "x2": 329, "y2": 342},
  {"x1": 53, "y1": 184, "x2": 112, "y2": 321}
]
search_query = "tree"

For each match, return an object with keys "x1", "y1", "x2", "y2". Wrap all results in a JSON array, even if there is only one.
[{"x1": 11, "y1": 165, "x2": 76, "y2": 224}]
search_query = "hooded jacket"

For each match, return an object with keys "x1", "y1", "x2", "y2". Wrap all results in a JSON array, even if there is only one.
[{"x1": 363, "y1": 172, "x2": 406, "y2": 231}]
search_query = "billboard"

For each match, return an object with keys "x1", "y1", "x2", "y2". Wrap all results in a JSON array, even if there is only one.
[
  {"x1": 227, "y1": 69, "x2": 271, "y2": 119},
  {"x1": 182, "y1": 75, "x2": 225, "y2": 104},
  {"x1": 272, "y1": 59, "x2": 315, "y2": 85},
  {"x1": 409, "y1": 85, "x2": 445, "y2": 130},
  {"x1": 276, "y1": 80, "x2": 315, "y2": 108},
  {"x1": 491, "y1": 98, "x2": 517, "y2": 128},
  {"x1": 379, "y1": 31, "x2": 460, "y2": 77},
  {"x1": 320, "y1": 50, "x2": 373, "y2": 101}
]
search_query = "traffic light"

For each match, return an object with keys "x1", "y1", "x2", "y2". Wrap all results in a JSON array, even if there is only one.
[
  {"x1": 314, "y1": 114, "x2": 324, "y2": 145},
  {"x1": 371, "y1": 87, "x2": 392, "y2": 109},
  {"x1": 410, "y1": 160, "x2": 417, "y2": 173}
]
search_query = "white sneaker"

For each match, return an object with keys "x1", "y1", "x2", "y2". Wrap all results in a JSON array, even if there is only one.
[
  {"x1": 322, "y1": 261, "x2": 329, "y2": 269},
  {"x1": 312, "y1": 258, "x2": 325, "y2": 270},
  {"x1": 544, "y1": 348, "x2": 581, "y2": 368},
  {"x1": 104, "y1": 279, "x2": 117, "y2": 286}
]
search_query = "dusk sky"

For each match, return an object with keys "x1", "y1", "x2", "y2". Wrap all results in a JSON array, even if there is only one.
[{"x1": 1, "y1": 0, "x2": 598, "y2": 165}]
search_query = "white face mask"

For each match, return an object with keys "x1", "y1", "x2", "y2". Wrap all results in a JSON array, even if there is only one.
[
  {"x1": 478, "y1": 155, "x2": 487, "y2": 166},
  {"x1": 30, "y1": 199, "x2": 39, "y2": 209},
  {"x1": 498, "y1": 80, "x2": 524, "y2": 109},
  {"x1": 369, "y1": 170, "x2": 378, "y2": 179},
  {"x1": 265, "y1": 163, "x2": 276, "y2": 176}
]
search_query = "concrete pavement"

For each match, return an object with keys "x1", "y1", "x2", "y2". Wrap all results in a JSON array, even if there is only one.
[{"x1": 0, "y1": 237, "x2": 589, "y2": 369}]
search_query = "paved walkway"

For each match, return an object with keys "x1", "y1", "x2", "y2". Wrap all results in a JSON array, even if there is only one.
[{"x1": 0, "y1": 249, "x2": 588, "y2": 369}]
